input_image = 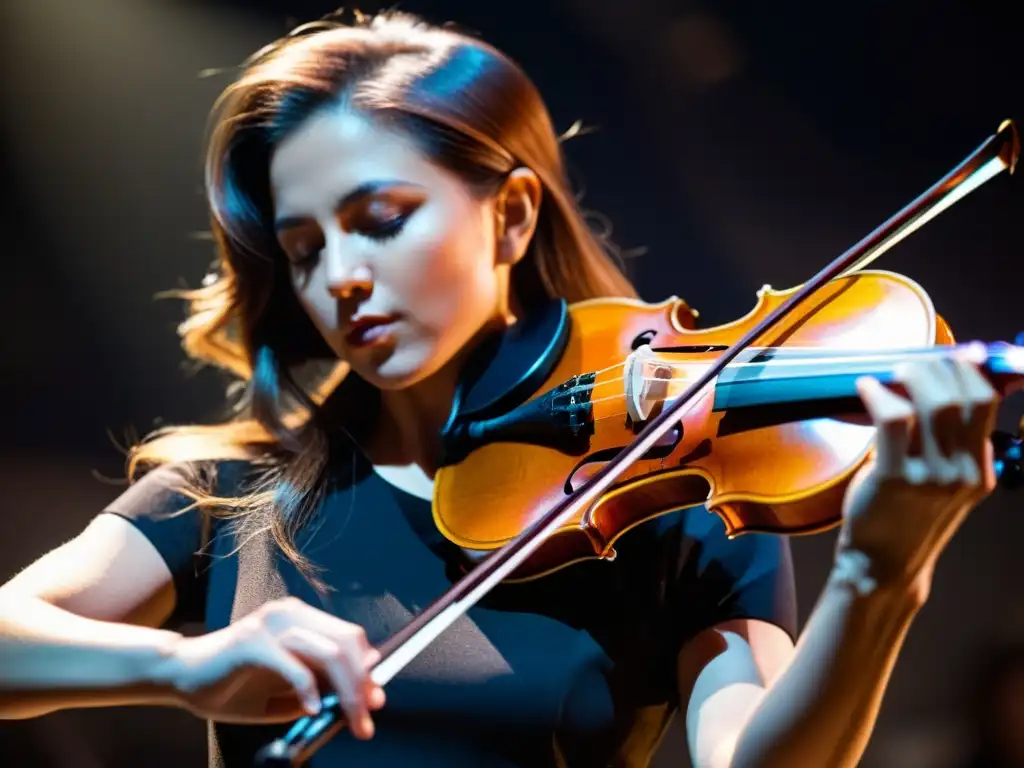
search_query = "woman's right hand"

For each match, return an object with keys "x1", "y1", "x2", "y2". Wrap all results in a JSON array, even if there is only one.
[{"x1": 163, "y1": 596, "x2": 385, "y2": 738}]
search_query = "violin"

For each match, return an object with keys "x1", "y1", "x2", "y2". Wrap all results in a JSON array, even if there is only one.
[
  {"x1": 433, "y1": 272, "x2": 1023, "y2": 580},
  {"x1": 256, "y1": 120, "x2": 1023, "y2": 766}
]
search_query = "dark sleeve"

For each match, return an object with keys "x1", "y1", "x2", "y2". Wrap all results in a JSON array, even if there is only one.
[
  {"x1": 668, "y1": 508, "x2": 799, "y2": 647},
  {"x1": 99, "y1": 463, "x2": 210, "y2": 627}
]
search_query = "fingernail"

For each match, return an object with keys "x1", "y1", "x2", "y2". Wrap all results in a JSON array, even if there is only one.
[{"x1": 306, "y1": 697, "x2": 322, "y2": 715}]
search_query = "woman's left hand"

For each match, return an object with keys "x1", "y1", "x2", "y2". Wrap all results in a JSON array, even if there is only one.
[{"x1": 836, "y1": 353, "x2": 1000, "y2": 598}]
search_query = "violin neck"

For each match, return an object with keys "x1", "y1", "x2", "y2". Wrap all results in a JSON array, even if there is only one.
[{"x1": 711, "y1": 342, "x2": 1023, "y2": 433}]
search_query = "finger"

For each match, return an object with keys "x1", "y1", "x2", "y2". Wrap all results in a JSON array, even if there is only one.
[
  {"x1": 950, "y1": 348, "x2": 999, "y2": 433},
  {"x1": 331, "y1": 638, "x2": 376, "y2": 741},
  {"x1": 856, "y1": 376, "x2": 913, "y2": 478},
  {"x1": 364, "y1": 646, "x2": 382, "y2": 671},
  {"x1": 335, "y1": 628, "x2": 382, "y2": 720},
  {"x1": 915, "y1": 359, "x2": 969, "y2": 455},
  {"x1": 363, "y1": 647, "x2": 386, "y2": 711},
  {"x1": 250, "y1": 637, "x2": 322, "y2": 717},
  {"x1": 278, "y1": 601, "x2": 380, "y2": 735},
  {"x1": 367, "y1": 683, "x2": 386, "y2": 711},
  {"x1": 279, "y1": 628, "x2": 374, "y2": 739},
  {"x1": 947, "y1": 353, "x2": 1000, "y2": 487},
  {"x1": 899, "y1": 360, "x2": 962, "y2": 484}
]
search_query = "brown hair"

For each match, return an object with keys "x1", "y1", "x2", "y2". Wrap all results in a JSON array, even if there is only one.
[{"x1": 129, "y1": 9, "x2": 638, "y2": 590}]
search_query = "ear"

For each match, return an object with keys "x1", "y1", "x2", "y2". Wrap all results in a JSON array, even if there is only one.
[{"x1": 494, "y1": 167, "x2": 542, "y2": 267}]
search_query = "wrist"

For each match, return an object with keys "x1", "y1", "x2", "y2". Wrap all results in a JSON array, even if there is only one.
[
  {"x1": 145, "y1": 630, "x2": 189, "y2": 707},
  {"x1": 829, "y1": 548, "x2": 933, "y2": 612}
]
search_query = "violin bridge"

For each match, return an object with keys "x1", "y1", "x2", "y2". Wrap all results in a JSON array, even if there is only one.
[{"x1": 624, "y1": 345, "x2": 675, "y2": 423}]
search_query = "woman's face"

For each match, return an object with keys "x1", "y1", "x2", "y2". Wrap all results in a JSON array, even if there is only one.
[{"x1": 269, "y1": 106, "x2": 536, "y2": 390}]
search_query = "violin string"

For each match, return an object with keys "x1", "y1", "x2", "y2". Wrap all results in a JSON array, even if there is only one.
[
  {"x1": 555, "y1": 343, "x2": 1001, "y2": 425},
  {"x1": 509, "y1": 345, "x2": 939, "y2": 468},
  {"x1": 559, "y1": 344, "x2": 988, "y2": 403},
  {"x1": 612, "y1": 344, "x2": 978, "y2": 376},
  {"x1": 587, "y1": 391, "x2": 715, "y2": 426}
]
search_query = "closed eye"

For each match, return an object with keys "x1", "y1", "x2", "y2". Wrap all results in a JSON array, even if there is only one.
[
  {"x1": 361, "y1": 214, "x2": 406, "y2": 241},
  {"x1": 274, "y1": 181, "x2": 425, "y2": 259},
  {"x1": 349, "y1": 197, "x2": 417, "y2": 241}
]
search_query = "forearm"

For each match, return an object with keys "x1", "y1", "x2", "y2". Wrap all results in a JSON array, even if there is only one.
[
  {"x1": 728, "y1": 552, "x2": 927, "y2": 768},
  {"x1": 0, "y1": 592, "x2": 183, "y2": 718}
]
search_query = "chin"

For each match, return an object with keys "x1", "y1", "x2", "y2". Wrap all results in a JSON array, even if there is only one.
[{"x1": 349, "y1": 342, "x2": 448, "y2": 392}]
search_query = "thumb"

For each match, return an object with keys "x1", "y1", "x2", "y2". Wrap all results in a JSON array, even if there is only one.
[{"x1": 258, "y1": 643, "x2": 322, "y2": 716}]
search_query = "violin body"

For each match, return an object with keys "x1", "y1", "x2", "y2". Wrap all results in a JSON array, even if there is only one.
[{"x1": 434, "y1": 270, "x2": 956, "y2": 580}]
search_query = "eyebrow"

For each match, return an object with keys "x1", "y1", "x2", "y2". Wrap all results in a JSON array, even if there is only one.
[{"x1": 273, "y1": 179, "x2": 414, "y2": 232}]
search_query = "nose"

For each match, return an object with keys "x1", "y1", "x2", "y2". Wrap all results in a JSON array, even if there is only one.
[
  {"x1": 323, "y1": 236, "x2": 373, "y2": 302},
  {"x1": 328, "y1": 267, "x2": 373, "y2": 301}
]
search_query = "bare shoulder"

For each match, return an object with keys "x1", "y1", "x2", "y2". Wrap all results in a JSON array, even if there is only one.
[{"x1": 0, "y1": 512, "x2": 177, "y2": 629}]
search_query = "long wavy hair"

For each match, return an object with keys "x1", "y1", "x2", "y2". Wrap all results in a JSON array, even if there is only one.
[{"x1": 130, "y1": 9, "x2": 639, "y2": 590}]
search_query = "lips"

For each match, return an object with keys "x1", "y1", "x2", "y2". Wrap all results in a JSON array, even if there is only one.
[{"x1": 344, "y1": 314, "x2": 400, "y2": 348}]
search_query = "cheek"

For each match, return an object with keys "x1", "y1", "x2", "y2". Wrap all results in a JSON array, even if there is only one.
[{"x1": 388, "y1": 205, "x2": 500, "y2": 327}]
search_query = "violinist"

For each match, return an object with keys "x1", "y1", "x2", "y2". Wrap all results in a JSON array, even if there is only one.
[{"x1": 0, "y1": 10, "x2": 1007, "y2": 768}]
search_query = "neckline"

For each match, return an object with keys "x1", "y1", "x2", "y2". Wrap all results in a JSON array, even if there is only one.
[{"x1": 371, "y1": 463, "x2": 434, "y2": 502}]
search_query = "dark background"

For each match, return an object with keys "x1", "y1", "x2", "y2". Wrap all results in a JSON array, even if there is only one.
[{"x1": 1, "y1": 0, "x2": 1021, "y2": 765}]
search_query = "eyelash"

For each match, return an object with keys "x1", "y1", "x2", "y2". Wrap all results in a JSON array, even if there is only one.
[
  {"x1": 369, "y1": 214, "x2": 406, "y2": 241},
  {"x1": 289, "y1": 213, "x2": 408, "y2": 268}
]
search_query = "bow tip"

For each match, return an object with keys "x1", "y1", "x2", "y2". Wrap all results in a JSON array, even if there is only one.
[{"x1": 997, "y1": 119, "x2": 1020, "y2": 174}]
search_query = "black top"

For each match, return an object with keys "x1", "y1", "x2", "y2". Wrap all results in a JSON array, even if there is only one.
[{"x1": 102, "y1": 451, "x2": 797, "y2": 768}]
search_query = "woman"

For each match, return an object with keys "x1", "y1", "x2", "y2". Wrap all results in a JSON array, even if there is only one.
[{"x1": 0, "y1": 9, "x2": 1001, "y2": 768}]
